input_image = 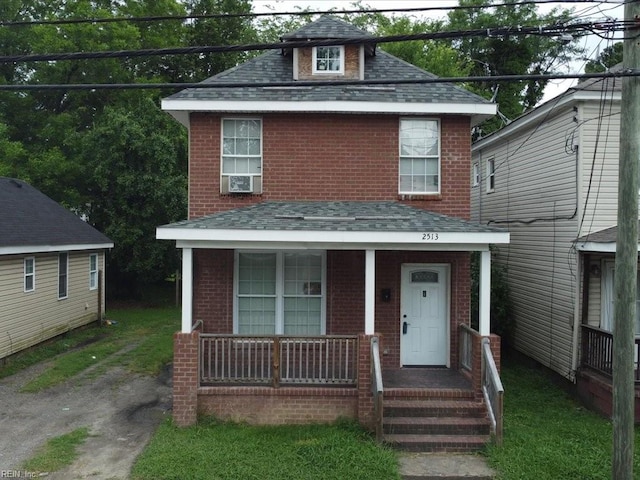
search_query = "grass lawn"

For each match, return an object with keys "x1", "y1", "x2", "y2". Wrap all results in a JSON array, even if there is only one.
[
  {"x1": 485, "y1": 358, "x2": 640, "y2": 479},
  {"x1": 130, "y1": 418, "x2": 401, "y2": 480},
  {"x1": 0, "y1": 306, "x2": 179, "y2": 391},
  {"x1": 22, "y1": 428, "x2": 90, "y2": 474}
]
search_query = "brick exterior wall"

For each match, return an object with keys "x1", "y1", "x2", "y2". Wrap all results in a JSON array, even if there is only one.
[
  {"x1": 188, "y1": 113, "x2": 471, "y2": 219},
  {"x1": 576, "y1": 370, "x2": 640, "y2": 423},
  {"x1": 173, "y1": 331, "x2": 199, "y2": 426},
  {"x1": 296, "y1": 46, "x2": 361, "y2": 80}
]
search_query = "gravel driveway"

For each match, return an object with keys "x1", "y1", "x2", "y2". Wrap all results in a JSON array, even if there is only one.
[{"x1": 0, "y1": 358, "x2": 172, "y2": 479}]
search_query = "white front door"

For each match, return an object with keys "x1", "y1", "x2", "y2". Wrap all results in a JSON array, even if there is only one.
[{"x1": 400, "y1": 264, "x2": 449, "y2": 366}]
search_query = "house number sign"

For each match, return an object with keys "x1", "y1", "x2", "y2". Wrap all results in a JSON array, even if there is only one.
[{"x1": 421, "y1": 233, "x2": 439, "y2": 241}]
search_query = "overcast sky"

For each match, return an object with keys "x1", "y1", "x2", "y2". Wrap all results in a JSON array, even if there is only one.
[{"x1": 250, "y1": 0, "x2": 625, "y2": 103}]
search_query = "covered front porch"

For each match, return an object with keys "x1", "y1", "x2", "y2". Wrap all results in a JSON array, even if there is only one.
[{"x1": 158, "y1": 201, "x2": 508, "y2": 446}]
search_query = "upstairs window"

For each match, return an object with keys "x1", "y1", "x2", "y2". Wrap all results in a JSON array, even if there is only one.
[
  {"x1": 399, "y1": 118, "x2": 440, "y2": 194},
  {"x1": 313, "y1": 46, "x2": 344, "y2": 74},
  {"x1": 221, "y1": 118, "x2": 262, "y2": 194},
  {"x1": 486, "y1": 158, "x2": 495, "y2": 193},
  {"x1": 24, "y1": 257, "x2": 35, "y2": 292},
  {"x1": 473, "y1": 162, "x2": 480, "y2": 187}
]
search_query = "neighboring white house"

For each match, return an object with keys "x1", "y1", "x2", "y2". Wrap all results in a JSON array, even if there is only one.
[
  {"x1": 471, "y1": 72, "x2": 624, "y2": 385},
  {"x1": 0, "y1": 178, "x2": 113, "y2": 359}
]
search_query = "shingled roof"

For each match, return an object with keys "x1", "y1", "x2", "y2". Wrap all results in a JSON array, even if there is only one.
[
  {"x1": 0, "y1": 178, "x2": 113, "y2": 254},
  {"x1": 162, "y1": 15, "x2": 495, "y2": 126}
]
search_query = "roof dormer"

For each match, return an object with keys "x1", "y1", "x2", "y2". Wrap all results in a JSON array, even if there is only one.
[{"x1": 280, "y1": 15, "x2": 376, "y2": 81}]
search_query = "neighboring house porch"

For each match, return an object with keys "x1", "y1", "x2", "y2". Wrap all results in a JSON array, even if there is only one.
[
  {"x1": 575, "y1": 225, "x2": 640, "y2": 421},
  {"x1": 158, "y1": 201, "x2": 508, "y2": 450}
]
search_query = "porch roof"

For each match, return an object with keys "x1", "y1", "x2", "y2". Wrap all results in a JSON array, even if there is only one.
[
  {"x1": 575, "y1": 221, "x2": 640, "y2": 253},
  {"x1": 157, "y1": 201, "x2": 509, "y2": 251}
]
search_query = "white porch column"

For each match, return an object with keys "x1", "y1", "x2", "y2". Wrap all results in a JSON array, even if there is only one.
[
  {"x1": 479, "y1": 249, "x2": 491, "y2": 336},
  {"x1": 365, "y1": 249, "x2": 376, "y2": 335},
  {"x1": 181, "y1": 247, "x2": 193, "y2": 333}
]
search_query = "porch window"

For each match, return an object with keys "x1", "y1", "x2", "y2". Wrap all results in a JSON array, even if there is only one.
[
  {"x1": 313, "y1": 46, "x2": 344, "y2": 74},
  {"x1": 399, "y1": 118, "x2": 440, "y2": 194},
  {"x1": 601, "y1": 261, "x2": 640, "y2": 335},
  {"x1": 235, "y1": 251, "x2": 325, "y2": 335},
  {"x1": 221, "y1": 118, "x2": 262, "y2": 194}
]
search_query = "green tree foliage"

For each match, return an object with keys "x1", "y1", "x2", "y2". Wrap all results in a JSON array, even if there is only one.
[
  {"x1": 81, "y1": 97, "x2": 187, "y2": 297},
  {"x1": 585, "y1": 42, "x2": 623, "y2": 73},
  {"x1": 447, "y1": 0, "x2": 578, "y2": 134}
]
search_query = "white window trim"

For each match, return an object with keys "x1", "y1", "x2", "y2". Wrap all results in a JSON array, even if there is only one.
[
  {"x1": 233, "y1": 250, "x2": 327, "y2": 335},
  {"x1": 24, "y1": 257, "x2": 35, "y2": 293},
  {"x1": 312, "y1": 45, "x2": 345, "y2": 75},
  {"x1": 89, "y1": 253, "x2": 98, "y2": 290},
  {"x1": 58, "y1": 252, "x2": 68, "y2": 300},
  {"x1": 398, "y1": 117, "x2": 441, "y2": 195},
  {"x1": 220, "y1": 117, "x2": 263, "y2": 193},
  {"x1": 601, "y1": 260, "x2": 640, "y2": 335},
  {"x1": 486, "y1": 157, "x2": 495, "y2": 193},
  {"x1": 472, "y1": 162, "x2": 480, "y2": 187}
]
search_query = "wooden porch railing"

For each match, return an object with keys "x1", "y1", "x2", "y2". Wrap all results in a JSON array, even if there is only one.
[
  {"x1": 370, "y1": 336, "x2": 384, "y2": 442},
  {"x1": 482, "y1": 338, "x2": 504, "y2": 445},
  {"x1": 199, "y1": 334, "x2": 358, "y2": 387},
  {"x1": 581, "y1": 325, "x2": 640, "y2": 381}
]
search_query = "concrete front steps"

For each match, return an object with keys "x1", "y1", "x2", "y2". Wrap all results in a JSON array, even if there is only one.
[{"x1": 382, "y1": 388, "x2": 492, "y2": 453}]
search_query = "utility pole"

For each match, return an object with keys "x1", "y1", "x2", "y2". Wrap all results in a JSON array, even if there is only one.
[{"x1": 613, "y1": 1, "x2": 640, "y2": 479}]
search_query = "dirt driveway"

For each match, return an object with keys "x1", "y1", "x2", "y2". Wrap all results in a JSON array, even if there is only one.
[{"x1": 0, "y1": 358, "x2": 172, "y2": 479}]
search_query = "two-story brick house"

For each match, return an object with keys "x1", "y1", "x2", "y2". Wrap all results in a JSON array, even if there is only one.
[{"x1": 157, "y1": 16, "x2": 509, "y2": 451}]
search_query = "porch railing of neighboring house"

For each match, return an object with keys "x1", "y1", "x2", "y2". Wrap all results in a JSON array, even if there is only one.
[
  {"x1": 370, "y1": 336, "x2": 384, "y2": 442},
  {"x1": 581, "y1": 325, "x2": 640, "y2": 381},
  {"x1": 482, "y1": 338, "x2": 504, "y2": 445},
  {"x1": 199, "y1": 334, "x2": 359, "y2": 387}
]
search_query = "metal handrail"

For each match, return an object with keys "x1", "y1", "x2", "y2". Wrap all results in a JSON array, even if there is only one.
[
  {"x1": 371, "y1": 336, "x2": 384, "y2": 442},
  {"x1": 482, "y1": 338, "x2": 504, "y2": 445}
]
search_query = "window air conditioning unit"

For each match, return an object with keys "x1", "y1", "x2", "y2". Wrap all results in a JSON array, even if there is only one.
[{"x1": 228, "y1": 175, "x2": 253, "y2": 193}]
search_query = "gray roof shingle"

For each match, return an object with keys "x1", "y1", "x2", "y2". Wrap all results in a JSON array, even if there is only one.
[
  {"x1": 0, "y1": 177, "x2": 113, "y2": 249},
  {"x1": 163, "y1": 16, "x2": 491, "y2": 107},
  {"x1": 161, "y1": 201, "x2": 503, "y2": 234}
]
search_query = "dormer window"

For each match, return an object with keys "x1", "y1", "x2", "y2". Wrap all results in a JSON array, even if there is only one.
[{"x1": 313, "y1": 46, "x2": 344, "y2": 74}]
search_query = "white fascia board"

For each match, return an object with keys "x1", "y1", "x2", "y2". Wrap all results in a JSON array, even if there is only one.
[
  {"x1": 157, "y1": 226, "x2": 509, "y2": 248},
  {"x1": 175, "y1": 240, "x2": 497, "y2": 251},
  {"x1": 0, "y1": 243, "x2": 114, "y2": 256},
  {"x1": 575, "y1": 241, "x2": 617, "y2": 253},
  {"x1": 473, "y1": 90, "x2": 621, "y2": 152},
  {"x1": 161, "y1": 99, "x2": 496, "y2": 118}
]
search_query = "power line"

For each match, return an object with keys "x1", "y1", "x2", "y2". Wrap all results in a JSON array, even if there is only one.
[
  {"x1": 0, "y1": 1, "x2": 624, "y2": 27},
  {"x1": 0, "y1": 70, "x2": 636, "y2": 91},
  {"x1": 0, "y1": 21, "x2": 628, "y2": 64}
]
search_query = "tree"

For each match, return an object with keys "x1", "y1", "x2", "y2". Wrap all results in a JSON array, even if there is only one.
[
  {"x1": 80, "y1": 97, "x2": 187, "y2": 298},
  {"x1": 585, "y1": 42, "x2": 623, "y2": 73},
  {"x1": 447, "y1": 0, "x2": 579, "y2": 134}
]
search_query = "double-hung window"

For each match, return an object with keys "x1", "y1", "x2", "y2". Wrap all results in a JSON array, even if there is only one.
[
  {"x1": 486, "y1": 158, "x2": 495, "y2": 193},
  {"x1": 221, "y1": 118, "x2": 262, "y2": 194},
  {"x1": 235, "y1": 251, "x2": 325, "y2": 335},
  {"x1": 473, "y1": 162, "x2": 480, "y2": 187},
  {"x1": 313, "y1": 46, "x2": 344, "y2": 74},
  {"x1": 399, "y1": 118, "x2": 440, "y2": 194},
  {"x1": 601, "y1": 261, "x2": 640, "y2": 335},
  {"x1": 24, "y1": 257, "x2": 35, "y2": 292},
  {"x1": 89, "y1": 254, "x2": 98, "y2": 290},
  {"x1": 58, "y1": 252, "x2": 68, "y2": 299}
]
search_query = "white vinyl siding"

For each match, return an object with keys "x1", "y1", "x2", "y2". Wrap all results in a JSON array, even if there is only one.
[
  {"x1": 24, "y1": 257, "x2": 35, "y2": 292},
  {"x1": 472, "y1": 105, "x2": 580, "y2": 380},
  {"x1": 235, "y1": 251, "x2": 325, "y2": 335},
  {"x1": 399, "y1": 118, "x2": 440, "y2": 194},
  {"x1": 0, "y1": 251, "x2": 106, "y2": 359}
]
